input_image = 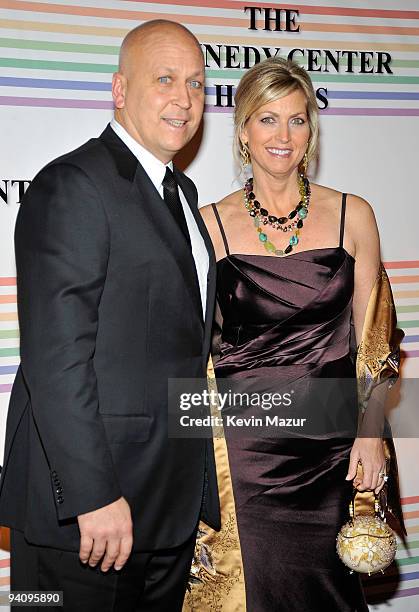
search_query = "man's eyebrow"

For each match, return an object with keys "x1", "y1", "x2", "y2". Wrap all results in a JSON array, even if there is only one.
[
  {"x1": 153, "y1": 67, "x2": 174, "y2": 74},
  {"x1": 152, "y1": 67, "x2": 204, "y2": 77}
]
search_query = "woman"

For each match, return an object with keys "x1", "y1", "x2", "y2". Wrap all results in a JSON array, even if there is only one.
[{"x1": 195, "y1": 57, "x2": 402, "y2": 611}]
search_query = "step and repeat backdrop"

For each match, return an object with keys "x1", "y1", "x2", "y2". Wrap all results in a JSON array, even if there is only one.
[{"x1": 0, "y1": 0, "x2": 418, "y2": 608}]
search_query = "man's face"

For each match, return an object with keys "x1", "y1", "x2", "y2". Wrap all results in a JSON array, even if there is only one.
[{"x1": 113, "y1": 28, "x2": 205, "y2": 164}]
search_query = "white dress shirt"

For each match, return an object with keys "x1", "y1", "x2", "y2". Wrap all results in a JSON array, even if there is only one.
[{"x1": 110, "y1": 119, "x2": 208, "y2": 319}]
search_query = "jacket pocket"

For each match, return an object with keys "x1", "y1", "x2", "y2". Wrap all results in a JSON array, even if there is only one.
[{"x1": 101, "y1": 414, "x2": 152, "y2": 445}]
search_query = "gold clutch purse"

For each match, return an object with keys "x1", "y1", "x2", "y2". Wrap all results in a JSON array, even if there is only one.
[{"x1": 336, "y1": 454, "x2": 397, "y2": 575}]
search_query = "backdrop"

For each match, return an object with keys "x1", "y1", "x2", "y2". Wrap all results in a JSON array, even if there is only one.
[{"x1": 0, "y1": 0, "x2": 418, "y2": 608}]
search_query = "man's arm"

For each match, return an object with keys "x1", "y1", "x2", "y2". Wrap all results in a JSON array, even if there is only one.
[
  {"x1": 15, "y1": 162, "x2": 134, "y2": 570},
  {"x1": 16, "y1": 162, "x2": 121, "y2": 519}
]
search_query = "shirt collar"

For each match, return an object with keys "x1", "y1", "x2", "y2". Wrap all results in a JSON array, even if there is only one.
[{"x1": 110, "y1": 118, "x2": 173, "y2": 191}]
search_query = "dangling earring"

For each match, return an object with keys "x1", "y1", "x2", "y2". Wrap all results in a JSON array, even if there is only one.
[
  {"x1": 299, "y1": 152, "x2": 309, "y2": 177},
  {"x1": 241, "y1": 142, "x2": 251, "y2": 168}
]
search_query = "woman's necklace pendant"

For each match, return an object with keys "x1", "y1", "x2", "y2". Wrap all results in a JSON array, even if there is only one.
[{"x1": 244, "y1": 174, "x2": 311, "y2": 257}]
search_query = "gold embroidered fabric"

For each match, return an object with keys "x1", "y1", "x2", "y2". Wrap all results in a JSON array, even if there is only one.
[
  {"x1": 355, "y1": 263, "x2": 406, "y2": 535},
  {"x1": 356, "y1": 263, "x2": 404, "y2": 414},
  {"x1": 184, "y1": 264, "x2": 405, "y2": 610},
  {"x1": 182, "y1": 357, "x2": 246, "y2": 612}
]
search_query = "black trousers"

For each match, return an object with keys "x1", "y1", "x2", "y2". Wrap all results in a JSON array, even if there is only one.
[{"x1": 10, "y1": 529, "x2": 196, "y2": 611}]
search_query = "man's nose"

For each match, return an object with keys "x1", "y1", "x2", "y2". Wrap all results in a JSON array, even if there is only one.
[{"x1": 173, "y1": 83, "x2": 192, "y2": 109}]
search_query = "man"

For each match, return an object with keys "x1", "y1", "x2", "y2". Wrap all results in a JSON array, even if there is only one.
[{"x1": 0, "y1": 20, "x2": 220, "y2": 611}]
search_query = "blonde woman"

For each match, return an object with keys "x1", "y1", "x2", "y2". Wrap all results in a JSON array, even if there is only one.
[{"x1": 199, "y1": 57, "x2": 401, "y2": 611}]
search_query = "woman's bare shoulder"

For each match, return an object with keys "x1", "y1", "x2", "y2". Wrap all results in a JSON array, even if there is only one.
[
  {"x1": 311, "y1": 183, "x2": 375, "y2": 222},
  {"x1": 346, "y1": 192, "x2": 375, "y2": 220},
  {"x1": 200, "y1": 190, "x2": 243, "y2": 259},
  {"x1": 312, "y1": 183, "x2": 373, "y2": 213},
  {"x1": 345, "y1": 193, "x2": 379, "y2": 252},
  {"x1": 310, "y1": 183, "x2": 342, "y2": 208},
  {"x1": 310, "y1": 183, "x2": 340, "y2": 198},
  {"x1": 200, "y1": 189, "x2": 242, "y2": 224},
  {"x1": 313, "y1": 183, "x2": 378, "y2": 254}
]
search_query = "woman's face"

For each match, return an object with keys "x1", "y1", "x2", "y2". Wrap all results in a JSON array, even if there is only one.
[{"x1": 241, "y1": 88, "x2": 310, "y2": 179}]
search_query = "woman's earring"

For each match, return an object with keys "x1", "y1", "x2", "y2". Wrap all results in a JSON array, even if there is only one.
[
  {"x1": 299, "y1": 152, "x2": 309, "y2": 177},
  {"x1": 241, "y1": 142, "x2": 251, "y2": 168}
]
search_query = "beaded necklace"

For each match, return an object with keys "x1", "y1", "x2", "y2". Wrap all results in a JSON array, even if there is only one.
[{"x1": 244, "y1": 174, "x2": 311, "y2": 256}]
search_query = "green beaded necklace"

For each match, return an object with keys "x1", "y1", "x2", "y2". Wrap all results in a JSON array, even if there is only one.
[{"x1": 244, "y1": 174, "x2": 311, "y2": 256}]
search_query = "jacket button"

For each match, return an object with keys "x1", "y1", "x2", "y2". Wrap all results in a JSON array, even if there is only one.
[
  {"x1": 57, "y1": 496, "x2": 64, "y2": 504},
  {"x1": 56, "y1": 487, "x2": 63, "y2": 494}
]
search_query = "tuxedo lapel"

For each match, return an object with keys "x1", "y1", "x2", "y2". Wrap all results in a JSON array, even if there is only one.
[
  {"x1": 175, "y1": 169, "x2": 217, "y2": 358},
  {"x1": 100, "y1": 125, "x2": 210, "y2": 335},
  {"x1": 133, "y1": 164, "x2": 204, "y2": 325},
  {"x1": 99, "y1": 124, "x2": 138, "y2": 181}
]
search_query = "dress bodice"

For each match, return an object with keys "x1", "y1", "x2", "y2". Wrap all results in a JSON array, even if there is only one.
[{"x1": 215, "y1": 248, "x2": 355, "y2": 375}]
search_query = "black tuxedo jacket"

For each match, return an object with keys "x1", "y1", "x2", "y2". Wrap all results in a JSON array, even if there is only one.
[{"x1": 0, "y1": 125, "x2": 220, "y2": 551}]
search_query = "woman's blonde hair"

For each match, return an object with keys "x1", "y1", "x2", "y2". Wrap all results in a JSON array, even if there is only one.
[{"x1": 234, "y1": 57, "x2": 319, "y2": 169}]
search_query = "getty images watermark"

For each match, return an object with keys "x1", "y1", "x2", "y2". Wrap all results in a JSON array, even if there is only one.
[
  {"x1": 167, "y1": 376, "x2": 419, "y2": 439},
  {"x1": 177, "y1": 388, "x2": 306, "y2": 430},
  {"x1": 167, "y1": 378, "x2": 312, "y2": 439}
]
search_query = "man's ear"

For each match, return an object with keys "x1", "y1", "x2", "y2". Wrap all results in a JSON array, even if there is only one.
[{"x1": 112, "y1": 72, "x2": 126, "y2": 109}]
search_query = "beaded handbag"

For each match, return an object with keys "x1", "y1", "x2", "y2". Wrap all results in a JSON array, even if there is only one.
[{"x1": 336, "y1": 460, "x2": 397, "y2": 575}]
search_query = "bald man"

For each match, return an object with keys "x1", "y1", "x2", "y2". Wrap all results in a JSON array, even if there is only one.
[{"x1": 0, "y1": 20, "x2": 220, "y2": 611}]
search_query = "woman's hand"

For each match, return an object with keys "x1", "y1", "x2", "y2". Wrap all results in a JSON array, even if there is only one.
[{"x1": 345, "y1": 437, "x2": 387, "y2": 494}]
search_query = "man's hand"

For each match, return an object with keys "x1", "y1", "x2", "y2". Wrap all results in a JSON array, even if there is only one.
[
  {"x1": 77, "y1": 497, "x2": 133, "y2": 572},
  {"x1": 345, "y1": 437, "x2": 387, "y2": 494}
]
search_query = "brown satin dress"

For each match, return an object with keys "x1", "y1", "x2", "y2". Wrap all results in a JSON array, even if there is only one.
[{"x1": 211, "y1": 195, "x2": 369, "y2": 612}]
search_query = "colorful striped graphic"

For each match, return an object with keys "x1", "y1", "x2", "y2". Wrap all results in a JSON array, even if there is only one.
[
  {"x1": 0, "y1": 0, "x2": 418, "y2": 115},
  {"x1": 0, "y1": 276, "x2": 18, "y2": 399},
  {"x1": 386, "y1": 261, "x2": 419, "y2": 360},
  {"x1": 363, "y1": 496, "x2": 419, "y2": 602}
]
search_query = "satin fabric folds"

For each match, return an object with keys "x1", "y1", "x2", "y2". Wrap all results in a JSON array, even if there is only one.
[{"x1": 183, "y1": 253, "x2": 404, "y2": 612}]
